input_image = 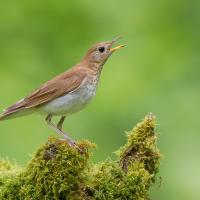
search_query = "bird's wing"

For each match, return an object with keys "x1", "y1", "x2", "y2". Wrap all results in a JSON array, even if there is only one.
[{"x1": 0, "y1": 67, "x2": 87, "y2": 118}]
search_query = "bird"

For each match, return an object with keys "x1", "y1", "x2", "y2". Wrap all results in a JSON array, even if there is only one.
[{"x1": 0, "y1": 37, "x2": 125, "y2": 148}]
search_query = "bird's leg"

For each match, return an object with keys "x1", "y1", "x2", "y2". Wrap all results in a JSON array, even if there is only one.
[
  {"x1": 45, "y1": 114, "x2": 76, "y2": 147},
  {"x1": 57, "y1": 116, "x2": 66, "y2": 131},
  {"x1": 57, "y1": 116, "x2": 75, "y2": 145}
]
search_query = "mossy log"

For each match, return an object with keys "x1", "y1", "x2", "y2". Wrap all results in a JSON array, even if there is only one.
[{"x1": 0, "y1": 114, "x2": 161, "y2": 200}]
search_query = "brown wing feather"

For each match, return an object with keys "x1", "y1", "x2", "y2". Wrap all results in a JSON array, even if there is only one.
[{"x1": 0, "y1": 67, "x2": 87, "y2": 119}]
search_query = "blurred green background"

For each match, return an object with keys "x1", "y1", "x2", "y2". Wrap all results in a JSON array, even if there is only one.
[{"x1": 0, "y1": 0, "x2": 199, "y2": 199}]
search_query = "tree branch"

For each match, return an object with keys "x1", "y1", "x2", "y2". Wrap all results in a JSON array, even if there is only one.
[{"x1": 0, "y1": 113, "x2": 161, "y2": 200}]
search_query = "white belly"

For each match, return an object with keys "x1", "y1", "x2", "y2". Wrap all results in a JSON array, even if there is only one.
[{"x1": 38, "y1": 82, "x2": 97, "y2": 116}]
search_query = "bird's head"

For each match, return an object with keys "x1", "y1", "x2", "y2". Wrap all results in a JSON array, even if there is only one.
[{"x1": 82, "y1": 37, "x2": 126, "y2": 69}]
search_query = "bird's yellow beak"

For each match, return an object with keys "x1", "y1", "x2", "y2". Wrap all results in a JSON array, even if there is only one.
[{"x1": 110, "y1": 44, "x2": 126, "y2": 53}]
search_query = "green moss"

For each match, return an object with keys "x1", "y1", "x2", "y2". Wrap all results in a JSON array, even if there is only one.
[
  {"x1": 0, "y1": 159, "x2": 21, "y2": 191},
  {"x1": 118, "y1": 113, "x2": 160, "y2": 179},
  {"x1": 87, "y1": 113, "x2": 161, "y2": 200},
  {"x1": 0, "y1": 114, "x2": 161, "y2": 199}
]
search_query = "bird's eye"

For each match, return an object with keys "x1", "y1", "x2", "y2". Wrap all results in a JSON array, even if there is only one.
[{"x1": 98, "y1": 46, "x2": 105, "y2": 53}]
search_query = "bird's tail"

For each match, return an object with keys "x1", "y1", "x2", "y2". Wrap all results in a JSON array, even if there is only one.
[
  {"x1": 0, "y1": 108, "x2": 34, "y2": 121},
  {"x1": 0, "y1": 109, "x2": 20, "y2": 121}
]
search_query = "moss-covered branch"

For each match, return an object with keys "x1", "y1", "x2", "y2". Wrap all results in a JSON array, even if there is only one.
[{"x1": 0, "y1": 114, "x2": 161, "y2": 199}]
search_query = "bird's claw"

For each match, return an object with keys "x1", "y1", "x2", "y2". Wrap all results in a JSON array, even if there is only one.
[
  {"x1": 58, "y1": 138, "x2": 84, "y2": 153},
  {"x1": 68, "y1": 140, "x2": 84, "y2": 153}
]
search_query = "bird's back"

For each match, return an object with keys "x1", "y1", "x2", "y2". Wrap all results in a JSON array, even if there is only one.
[{"x1": 0, "y1": 65, "x2": 89, "y2": 121}]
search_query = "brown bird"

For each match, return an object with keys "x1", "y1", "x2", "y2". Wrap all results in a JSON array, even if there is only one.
[{"x1": 0, "y1": 38, "x2": 125, "y2": 147}]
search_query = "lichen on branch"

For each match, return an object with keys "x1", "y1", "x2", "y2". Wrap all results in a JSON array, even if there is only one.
[{"x1": 0, "y1": 114, "x2": 161, "y2": 200}]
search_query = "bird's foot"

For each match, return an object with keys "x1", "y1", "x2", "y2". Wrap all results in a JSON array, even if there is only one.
[
  {"x1": 58, "y1": 137, "x2": 84, "y2": 153},
  {"x1": 68, "y1": 139, "x2": 84, "y2": 153}
]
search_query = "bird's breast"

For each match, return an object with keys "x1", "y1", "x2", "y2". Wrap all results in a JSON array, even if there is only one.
[{"x1": 39, "y1": 75, "x2": 99, "y2": 116}]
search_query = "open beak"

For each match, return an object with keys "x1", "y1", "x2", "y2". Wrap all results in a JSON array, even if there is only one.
[
  {"x1": 110, "y1": 37, "x2": 126, "y2": 53},
  {"x1": 110, "y1": 44, "x2": 126, "y2": 53}
]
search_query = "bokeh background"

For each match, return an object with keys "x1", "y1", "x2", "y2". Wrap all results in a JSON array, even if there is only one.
[{"x1": 0, "y1": 0, "x2": 199, "y2": 199}]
